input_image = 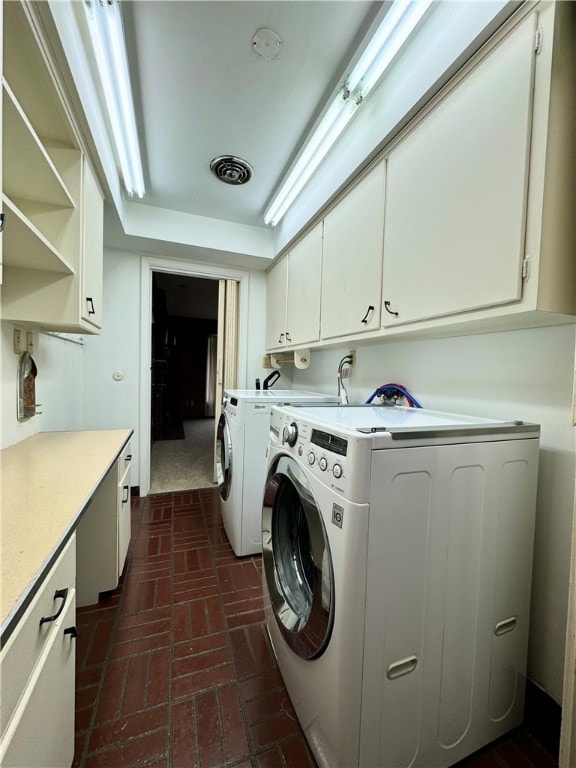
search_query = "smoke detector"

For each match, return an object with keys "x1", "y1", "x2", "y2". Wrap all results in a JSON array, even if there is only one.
[
  {"x1": 252, "y1": 28, "x2": 282, "y2": 60},
  {"x1": 210, "y1": 156, "x2": 253, "y2": 185}
]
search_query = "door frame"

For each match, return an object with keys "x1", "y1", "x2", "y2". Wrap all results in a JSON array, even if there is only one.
[{"x1": 139, "y1": 256, "x2": 249, "y2": 496}]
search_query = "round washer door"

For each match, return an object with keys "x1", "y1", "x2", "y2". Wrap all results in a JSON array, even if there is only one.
[
  {"x1": 216, "y1": 413, "x2": 232, "y2": 500},
  {"x1": 262, "y1": 454, "x2": 334, "y2": 659}
]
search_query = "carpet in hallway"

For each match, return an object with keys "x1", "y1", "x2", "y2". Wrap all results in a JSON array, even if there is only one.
[{"x1": 150, "y1": 418, "x2": 217, "y2": 494}]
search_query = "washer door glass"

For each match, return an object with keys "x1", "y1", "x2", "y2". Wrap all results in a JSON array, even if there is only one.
[
  {"x1": 216, "y1": 413, "x2": 232, "y2": 500},
  {"x1": 262, "y1": 455, "x2": 334, "y2": 659}
]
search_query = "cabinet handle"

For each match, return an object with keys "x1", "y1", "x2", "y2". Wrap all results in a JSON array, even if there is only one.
[
  {"x1": 285, "y1": 332, "x2": 292, "y2": 342},
  {"x1": 494, "y1": 617, "x2": 517, "y2": 636},
  {"x1": 0, "y1": 212, "x2": 5, "y2": 233},
  {"x1": 64, "y1": 626, "x2": 78, "y2": 639},
  {"x1": 86, "y1": 297, "x2": 96, "y2": 316},
  {"x1": 125, "y1": 454, "x2": 132, "y2": 462},
  {"x1": 39, "y1": 588, "x2": 68, "y2": 626},
  {"x1": 361, "y1": 305, "x2": 375, "y2": 324},
  {"x1": 278, "y1": 332, "x2": 285, "y2": 344},
  {"x1": 384, "y1": 300, "x2": 399, "y2": 317},
  {"x1": 122, "y1": 485, "x2": 130, "y2": 504}
]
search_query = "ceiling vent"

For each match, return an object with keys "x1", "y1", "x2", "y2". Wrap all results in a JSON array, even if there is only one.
[{"x1": 210, "y1": 156, "x2": 253, "y2": 185}]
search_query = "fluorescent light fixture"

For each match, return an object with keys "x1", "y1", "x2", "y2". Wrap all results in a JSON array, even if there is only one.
[
  {"x1": 264, "y1": 0, "x2": 433, "y2": 227},
  {"x1": 84, "y1": 0, "x2": 145, "y2": 198}
]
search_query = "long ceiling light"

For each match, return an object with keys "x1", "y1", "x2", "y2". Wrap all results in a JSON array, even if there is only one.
[
  {"x1": 263, "y1": 0, "x2": 433, "y2": 227},
  {"x1": 84, "y1": 0, "x2": 145, "y2": 198}
]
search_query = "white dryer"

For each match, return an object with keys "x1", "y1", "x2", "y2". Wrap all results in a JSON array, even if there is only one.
[
  {"x1": 216, "y1": 390, "x2": 339, "y2": 557},
  {"x1": 262, "y1": 404, "x2": 540, "y2": 768}
]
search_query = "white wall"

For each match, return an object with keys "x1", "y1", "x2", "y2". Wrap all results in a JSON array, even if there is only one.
[
  {"x1": 82, "y1": 250, "x2": 142, "y2": 474},
  {"x1": 1, "y1": 322, "x2": 84, "y2": 449},
  {"x1": 291, "y1": 322, "x2": 576, "y2": 704},
  {"x1": 81, "y1": 248, "x2": 270, "y2": 488}
]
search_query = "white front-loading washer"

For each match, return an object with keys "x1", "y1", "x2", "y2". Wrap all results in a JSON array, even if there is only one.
[
  {"x1": 215, "y1": 390, "x2": 338, "y2": 557},
  {"x1": 262, "y1": 404, "x2": 540, "y2": 768}
]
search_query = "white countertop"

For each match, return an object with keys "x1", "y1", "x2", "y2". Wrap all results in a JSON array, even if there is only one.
[{"x1": 1, "y1": 429, "x2": 132, "y2": 640}]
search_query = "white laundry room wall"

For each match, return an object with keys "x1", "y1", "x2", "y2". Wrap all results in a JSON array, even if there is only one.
[
  {"x1": 0, "y1": 322, "x2": 84, "y2": 449},
  {"x1": 81, "y1": 247, "x2": 269, "y2": 490},
  {"x1": 81, "y1": 249, "x2": 141, "y2": 478},
  {"x1": 290, "y1": 322, "x2": 576, "y2": 705}
]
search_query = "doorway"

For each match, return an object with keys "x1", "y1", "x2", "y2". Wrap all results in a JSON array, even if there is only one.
[
  {"x1": 150, "y1": 272, "x2": 219, "y2": 492},
  {"x1": 139, "y1": 257, "x2": 249, "y2": 497}
]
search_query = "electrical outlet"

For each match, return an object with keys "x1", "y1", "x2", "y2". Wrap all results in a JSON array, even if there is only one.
[
  {"x1": 348, "y1": 349, "x2": 356, "y2": 366},
  {"x1": 262, "y1": 355, "x2": 273, "y2": 369},
  {"x1": 13, "y1": 329, "x2": 22, "y2": 354}
]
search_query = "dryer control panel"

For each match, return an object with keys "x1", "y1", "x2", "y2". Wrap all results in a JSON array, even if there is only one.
[{"x1": 269, "y1": 407, "x2": 371, "y2": 501}]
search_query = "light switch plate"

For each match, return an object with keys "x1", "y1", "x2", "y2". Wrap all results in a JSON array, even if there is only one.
[{"x1": 13, "y1": 328, "x2": 22, "y2": 354}]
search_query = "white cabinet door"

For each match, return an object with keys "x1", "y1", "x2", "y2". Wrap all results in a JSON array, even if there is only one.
[
  {"x1": 381, "y1": 14, "x2": 535, "y2": 327},
  {"x1": 266, "y1": 257, "x2": 288, "y2": 350},
  {"x1": 76, "y1": 466, "x2": 118, "y2": 606},
  {"x1": 81, "y1": 158, "x2": 104, "y2": 329},
  {"x1": 286, "y1": 222, "x2": 322, "y2": 347},
  {"x1": 0, "y1": 595, "x2": 76, "y2": 768},
  {"x1": 321, "y1": 162, "x2": 385, "y2": 339},
  {"x1": 117, "y1": 443, "x2": 132, "y2": 576},
  {"x1": 0, "y1": 535, "x2": 76, "y2": 768}
]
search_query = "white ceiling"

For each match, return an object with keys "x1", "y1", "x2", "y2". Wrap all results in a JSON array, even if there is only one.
[{"x1": 121, "y1": 1, "x2": 381, "y2": 229}]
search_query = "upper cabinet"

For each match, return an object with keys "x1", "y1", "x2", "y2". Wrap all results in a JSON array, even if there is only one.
[
  {"x1": 265, "y1": 1, "x2": 575, "y2": 353},
  {"x1": 381, "y1": 14, "x2": 535, "y2": 327},
  {"x1": 0, "y1": 1, "x2": 104, "y2": 333},
  {"x1": 265, "y1": 256, "x2": 288, "y2": 351},
  {"x1": 381, "y1": 3, "x2": 575, "y2": 332},
  {"x1": 266, "y1": 222, "x2": 322, "y2": 350},
  {"x1": 321, "y1": 162, "x2": 385, "y2": 340},
  {"x1": 286, "y1": 223, "x2": 322, "y2": 347},
  {"x1": 80, "y1": 160, "x2": 104, "y2": 330}
]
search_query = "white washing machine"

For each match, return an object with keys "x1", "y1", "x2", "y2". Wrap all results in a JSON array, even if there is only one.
[
  {"x1": 216, "y1": 390, "x2": 339, "y2": 557},
  {"x1": 262, "y1": 404, "x2": 540, "y2": 768}
]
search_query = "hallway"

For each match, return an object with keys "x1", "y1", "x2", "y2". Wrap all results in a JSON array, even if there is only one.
[{"x1": 150, "y1": 419, "x2": 217, "y2": 494}]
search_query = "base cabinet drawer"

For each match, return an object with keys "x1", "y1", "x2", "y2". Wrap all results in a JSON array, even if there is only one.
[
  {"x1": 0, "y1": 595, "x2": 76, "y2": 768},
  {"x1": 0, "y1": 535, "x2": 76, "y2": 735},
  {"x1": 0, "y1": 535, "x2": 77, "y2": 768}
]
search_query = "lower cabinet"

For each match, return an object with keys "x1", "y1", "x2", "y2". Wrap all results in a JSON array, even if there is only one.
[
  {"x1": 76, "y1": 442, "x2": 132, "y2": 606},
  {"x1": 117, "y1": 443, "x2": 132, "y2": 577},
  {"x1": 0, "y1": 535, "x2": 76, "y2": 768}
]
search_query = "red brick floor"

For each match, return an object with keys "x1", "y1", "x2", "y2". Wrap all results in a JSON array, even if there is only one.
[
  {"x1": 73, "y1": 490, "x2": 316, "y2": 768},
  {"x1": 73, "y1": 489, "x2": 558, "y2": 768}
]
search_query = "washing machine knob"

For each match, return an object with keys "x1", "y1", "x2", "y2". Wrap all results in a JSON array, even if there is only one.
[
  {"x1": 308, "y1": 451, "x2": 315, "y2": 465},
  {"x1": 282, "y1": 422, "x2": 298, "y2": 447},
  {"x1": 318, "y1": 457, "x2": 328, "y2": 472},
  {"x1": 333, "y1": 463, "x2": 343, "y2": 478}
]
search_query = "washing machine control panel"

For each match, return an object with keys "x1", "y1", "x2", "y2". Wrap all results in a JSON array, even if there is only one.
[
  {"x1": 274, "y1": 412, "x2": 350, "y2": 491},
  {"x1": 282, "y1": 422, "x2": 298, "y2": 447}
]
